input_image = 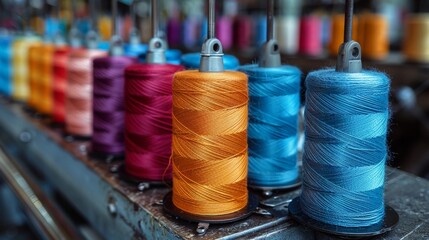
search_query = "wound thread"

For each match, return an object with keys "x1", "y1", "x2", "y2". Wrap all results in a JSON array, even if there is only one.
[
  {"x1": 0, "y1": 36, "x2": 13, "y2": 97},
  {"x1": 65, "y1": 49, "x2": 107, "y2": 137},
  {"x1": 124, "y1": 64, "x2": 184, "y2": 181},
  {"x1": 91, "y1": 56, "x2": 137, "y2": 156},
  {"x1": 301, "y1": 69, "x2": 390, "y2": 227},
  {"x1": 172, "y1": 70, "x2": 249, "y2": 216},
  {"x1": 239, "y1": 65, "x2": 301, "y2": 187},
  {"x1": 52, "y1": 46, "x2": 70, "y2": 124}
]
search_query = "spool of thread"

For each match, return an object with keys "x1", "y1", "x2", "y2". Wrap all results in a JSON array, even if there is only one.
[
  {"x1": 299, "y1": 15, "x2": 323, "y2": 56},
  {"x1": 180, "y1": 52, "x2": 239, "y2": 70},
  {"x1": 216, "y1": 16, "x2": 233, "y2": 50},
  {"x1": 98, "y1": 16, "x2": 112, "y2": 41},
  {"x1": 0, "y1": 36, "x2": 13, "y2": 96},
  {"x1": 238, "y1": 64, "x2": 301, "y2": 187},
  {"x1": 255, "y1": 15, "x2": 267, "y2": 47},
  {"x1": 37, "y1": 44, "x2": 55, "y2": 115},
  {"x1": 167, "y1": 18, "x2": 182, "y2": 48},
  {"x1": 27, "y1": 44, "x2": 43, "y2": 110},
  {"x1": 52, "y1": 46, "x2": 70, "y2": 124},
  {"x1": 403, "y1": 14, "x2": 429, "y2": 62},
  {"x1": 124, "y1": 64, "x2": 184, "y2": 181},
  {"x1": 182, "y1": 16, "x2": 200, "y2": 49},
  {"x1": 329, "y1": 14, "x2": 359, "y2": 56},
  {"x1": 65, "y1": 49, "x2": 107, "y2": 137},
  {"x1": 171, "y1": 70, "x2": 249, "y2": 216},
  {"x1": 300, "y1": 69, "x2": 390, "y2": 227},
  {"x1": 276, "y1": 16, "x2": 300, "y2": 55},
  {"x1": 12, "y1": 38, "x2": 41, "y2": 102},
  {"x1": 124, "y1": 43, "x2": 148, "y2": 58},
  {"x1": 234, "y1": 16, "x2": 252, "y2": 50},
  {"x1": 91, "y1": 56, "x2": 137, "y2": 156},
  {"x1": 358, "y1": 14, "x2": 389, "y2": 60}
]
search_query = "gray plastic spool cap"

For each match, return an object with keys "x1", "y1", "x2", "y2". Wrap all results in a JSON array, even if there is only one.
[
  {"x1": 259, "y1": 39, "x2": 281, "y2": 68},
  {"x1": 336, "y1": 40, "x2": 362, "y2": 73},
  {"x1": 146, "y1": 37, "x2": 166, "y2": 64},
  {"x1": 199, "y1": 38, "x2": 224, "y2": 72}
]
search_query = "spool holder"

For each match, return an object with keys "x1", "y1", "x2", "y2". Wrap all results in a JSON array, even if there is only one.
[
  {"x1": 248, "y1": 172, "x2": 302, "y2": 197},
  {"x1": 259, "y1": 0, "x2": 280, "y2": 68},
  {"x1": 163, "y1": 191, "x2": 264, "y2": 235},
  {"x1": 85, "y1": 0, "x2": 99, "y2": 49},
  {"x1": 146, "y1": 0, "x2": 167, "y2": 64},
  {"x1": 129, "y1": 0, "x2": 142, "y2": 46},
  {"x1": 289, "y1": 0, "x2": 399, "y2": 237}
]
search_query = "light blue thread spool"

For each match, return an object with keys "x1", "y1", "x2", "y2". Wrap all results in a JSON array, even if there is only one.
[
  {"x1": 124, "y1": 43, "x2": 147, "y2": 57},
  {"x1": 0, "y1": 36, "x2": 13, "y2": 96},
  {"x1": 181, "y1": 52, "x2": 239, "y2": 70},
  {"x1": 300, "y1": 69, "x2": 390, "y2": 227},
  {"x1": 239, "y1": 64, "x2": 301, "y2": 188}
]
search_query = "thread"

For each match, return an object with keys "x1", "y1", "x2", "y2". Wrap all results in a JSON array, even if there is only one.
[
  {"x1": 234, "y1": 16, "x2": 252, "y2": 50},
  {"x1": 12, "y1": 38, "x2": 41, "y2": 102},
  {"x1": 124, "y1": 64, "x2": 184, "y2": 181},
  {"x1": 299, "y1": 15, "x2": 322, "y2": 56},
  {"x1": 403, "y1": 14, "x2": 429, "y2": 63},
  {"x1": 172, "y1": 70, "x2": 249, "y2": 216},
  {"x1": 216, "y1": 16, "x2": 233, "y2": 50},
  {"x1": 167, "y1": 17, "x2": 182, "y2": 48},
  {"x1": 38, "y1": 44, "x2": 55, "y2": 115},
  {"x1": 91, "y1": 56, "x2": 137, "y2": 156},
  {"x1": 255, "y1": 15, "x2": 267, "y2": 47},
  {"x1": 98, "y1": 16, "x2": 112, "y2": 41},
  {"x1": 239, "y1": 65, "x2": 301, "y2": 187},
  {"x1": 0, "y1": 36, "x2": 13, "y2": 96},
  {"x1": 65, "y1": 49, "x2": 107, "y2": 137},
  {"x1": 180, "y1": 52, "x2": 239, "y2": 70},
  {"x1": 359, "y1": 14, "x2": 389, "y2": 60},
  {"x1": 300, "y1": 69, "x2": 390, "y2": 227},
  {"x1": 329, "y1": 14, "x2": 359, "y2": 56},
  {"x1": 276, "y1": 16, "x2": 300, "y2": 55},
  {"x1": 124, "y1": 43, "x2": 148, "y2": 58},
  {"x1": 27, "y1": 44, "x2": 43, "y2": 109},
  {"x1": 182, "y1": 16, "x2": 201, "y2": 49},
  {"x1": 52, "y1": 46, "x2": 70, "y2": 124}
]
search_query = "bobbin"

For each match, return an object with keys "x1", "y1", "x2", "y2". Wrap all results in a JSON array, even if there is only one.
[
  {"x1": 247, "y1": 0, "x2": 302, "y2": 197},
  {"x1": 163, "y1": 0, "x2": 258, "y2": 234},
  {"x1": 289, "y1": 0, "x2": 399, "y2": 237}
]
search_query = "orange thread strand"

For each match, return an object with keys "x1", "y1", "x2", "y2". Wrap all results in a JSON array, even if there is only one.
[
  {"x1": 359, "y1": 13, "x2": 389, "y2": 60},
  {"x1": 38, "y1": 44, "x2": 55, "y2": 114},
  {"x1": 28, "y1": 44, "x2": 43, "y2": 109},
  {"x1": 171, "y1": 70, "x2": 249, "y2": 216}
]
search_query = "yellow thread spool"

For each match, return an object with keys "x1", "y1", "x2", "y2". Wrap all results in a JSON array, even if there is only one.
[
  {"x1": 403, "y1": 14, "x2": 429, "y2": 63},
  {"x1": 98, "y1": 16, "x2": 112, "y2": 41},
  {"x1": 12, "y1": 38, "x2": 41, "y2": 102}
]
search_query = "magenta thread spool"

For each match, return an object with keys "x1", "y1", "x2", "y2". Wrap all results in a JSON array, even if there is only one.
[
  {"x1": 299, "y1": 15, "x2": 323, "y2": 56},
  {"x1": 216, "y1": 16, "x2": 233, "y2": 50},
  {"x1": 234, "y1": 15, "x2": 252, "y2": 50}
]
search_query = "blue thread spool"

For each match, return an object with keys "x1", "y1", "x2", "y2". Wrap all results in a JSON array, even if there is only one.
[
  {"x1": 255, "y1": 15, "x2": 267, "y2": 47},
  {"x1": 181, "y1": 52, "x2": 239, "y2": 70},
  {"x1": 0, "y1": 36, "x2": 13, "y2": 97},
  {"x1": 239, "y1": 64, "x2": 301, "y2": 189},
  {"x1": 124, "y1": 43, "x2": 147, "y2": 57}
]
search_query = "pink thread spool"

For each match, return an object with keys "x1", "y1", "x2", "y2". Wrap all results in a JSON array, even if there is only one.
[
  {"x1": 216, "y1": 16, "x2": 233, "y2": 50},
  {"x1": 299, "y1": 15, "x2": 323, "y2": 56}
]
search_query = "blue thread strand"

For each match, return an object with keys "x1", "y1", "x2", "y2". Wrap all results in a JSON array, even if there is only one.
[
  {"x1": 0, "y1": 36, "x2": 13, "y2": 96},
  {"x1": 239, "y1": 64, "x2": 301, "y2": 187},
  {"x1": 301, "y1": 69, "x2": 390, "y2": 227},
  {"x1": 180, "y1": 52, "x2": 240, "y2": 70}
]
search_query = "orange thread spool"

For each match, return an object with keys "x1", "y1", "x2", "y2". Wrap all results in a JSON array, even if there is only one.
[
  {"x1": 66, "y1": 49, "x2": 107, "y2": 137},
  {"x1": 403, "y1": 14, "x2": 429, "y2": 63},
  {"x1": 329, "y1": 14, "x2": 358, "y2": 56},
  {"x1": 38, "y1": 44, "x2": 55, "y2": 114},
  {"x1": 171, "y1": 70, "x2": 249, "y2": 216},
  {"x1": 28, "y1": 44, "x2": 43, "y2": 109},
  {"x1": 359, "y1": 13, "x2": 389, "y2": 60}
]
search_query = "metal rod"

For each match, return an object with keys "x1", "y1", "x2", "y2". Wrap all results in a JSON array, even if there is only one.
[
  {"x1": 89, "y1": 0, "x2": 98, "y2": 31},
  {"x1": 112, "y1": 0, "x2": 117, "y2": 36},
  {"x1": 131, "y1": 0, "x2": 137, "y2": 29},
  {"x1": 152, "y1": 0, "x2": 158, "y2": 37},
  {"x1": 267, "y1": 0, "x2": 274, "y2": 41},
  {"x1": 0, "y1": 145, "x2": 80, "y2": 240},
  {"x1": 344, "y1": 0, "x2": 354, "y2": 42},
  {"x1": 208, "y1": 0, "x2": 215, "y2": 39}
]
